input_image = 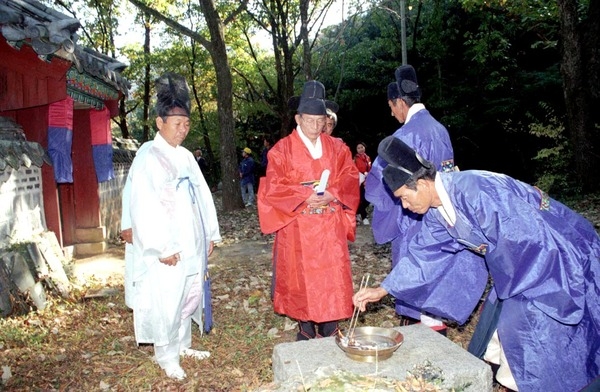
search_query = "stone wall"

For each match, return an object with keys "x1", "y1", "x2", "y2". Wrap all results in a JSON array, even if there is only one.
[
  {"x1": 99, "y1": 162, "x2": 130, "y2": 242},
  {"x1": 0, "y1": 166, "x2": 45, "y2": 248}
]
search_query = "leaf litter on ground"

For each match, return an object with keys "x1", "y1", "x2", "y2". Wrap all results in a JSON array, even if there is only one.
[{"x1": 1, "y1": 192, "x2": 598, "y2": 391}]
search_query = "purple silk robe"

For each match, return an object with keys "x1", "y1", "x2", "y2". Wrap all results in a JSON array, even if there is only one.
[
  {"x1": 365, "y1": 108, "x2": 455, "y2": 317},
  {"x1": 382, "y1": 170, "x2": 600, "y2": 391}
]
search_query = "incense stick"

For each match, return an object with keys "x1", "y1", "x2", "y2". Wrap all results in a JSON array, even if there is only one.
[{"x1": 348, "y1": 273, "x2": 370, "y2": 344}]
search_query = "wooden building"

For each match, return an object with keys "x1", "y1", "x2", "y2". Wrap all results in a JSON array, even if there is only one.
[{"x1": 0, "y1": 0, "x2": 130, "y2": 256}]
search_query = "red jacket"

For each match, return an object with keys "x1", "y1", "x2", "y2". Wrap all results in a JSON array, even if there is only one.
[{"x1": 354, "y1": 152, "x2": 372, "y2": 174}]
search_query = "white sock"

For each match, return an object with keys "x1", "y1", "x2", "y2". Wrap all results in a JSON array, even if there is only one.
[
  {"x1": 164, "y1": 364, "x2": 186, "y2": 380},
  {"x1": 180, "y1": 348, "x2": 210, "y2": 360}
]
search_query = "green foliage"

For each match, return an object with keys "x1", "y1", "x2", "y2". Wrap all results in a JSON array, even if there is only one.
[
  {"x1": 42, "y1": 0, "x2": 580, "y2": 188},
  {"x1": 526, "y1": 102, "x2": 580, "y2": 196}
]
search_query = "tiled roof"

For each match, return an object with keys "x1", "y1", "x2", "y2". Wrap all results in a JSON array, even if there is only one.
[
  {"x1": 0, "y1": 117, "x2": 51, "y2": 171},
  {"x1": 0, "y1": 0, "x2": 130, "y2": 96}
]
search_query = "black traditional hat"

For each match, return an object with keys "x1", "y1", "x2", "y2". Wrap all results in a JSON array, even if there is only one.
[
  {"x1": 155, "y1": 72, "x2": 191, "y2": 117},
  {"x1": 377, "y1": 136, "x2": 432, "y2": 191},
  {"x1": 287, "y1": 80, "x2": 339, "y2": 114},
  {"x1": 394, "y1": 65, "x2": 421, "y2": 100},
  {"x1": 387, "y1": 82, "x2": 401, "y2": 101}
]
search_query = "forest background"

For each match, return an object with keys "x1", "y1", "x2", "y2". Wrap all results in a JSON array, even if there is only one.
[{"x1": 44, "y1": 0, "x2": 599, "y2": 209}]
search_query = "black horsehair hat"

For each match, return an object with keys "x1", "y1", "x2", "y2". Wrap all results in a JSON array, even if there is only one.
[
  {"x1": 387, "y1": 82, "x2": 401, "y2": 101},
  {"x1": 394, "y1": 65, "x2": 421, "y2": 100},
  {"x1": 288, "y1": 80, "x2": 339, "y2": 115},
  {"x1": 155, "y1": 72, "x2": 191, "y2": 117},
  {"x1": 378, "y1": 135, "x2": 433, "y2": 191}
]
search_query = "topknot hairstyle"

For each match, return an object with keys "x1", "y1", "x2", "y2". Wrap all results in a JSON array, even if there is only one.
[{"x1": 155, "y1": 72, "x2": 191, "y2": 118}]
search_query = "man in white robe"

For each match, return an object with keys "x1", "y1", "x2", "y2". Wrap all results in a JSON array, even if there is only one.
[{"x1": 126, "y1": 73, "x2": 221, "y2": 380}]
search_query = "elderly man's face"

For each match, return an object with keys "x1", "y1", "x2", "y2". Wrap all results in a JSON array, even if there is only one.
[
  {"x1": 156, "y1": 107, "x2": 190, "y2": 147},
  {"x1": 296, "y1": 113, "x2": 326, "y2": 142}
]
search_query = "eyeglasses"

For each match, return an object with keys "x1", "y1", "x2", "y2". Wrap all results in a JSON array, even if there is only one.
[{"x1": 301, "y1": 116, "x2": 326, "y2": 127}]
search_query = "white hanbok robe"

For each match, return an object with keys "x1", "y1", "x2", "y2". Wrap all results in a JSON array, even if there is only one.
[{"x1": 127, "y1": 133, "x2": 221, "y2": 346}]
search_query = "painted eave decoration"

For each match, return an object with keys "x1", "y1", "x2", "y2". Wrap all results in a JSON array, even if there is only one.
[{"x1": 0, "y1": 0, "x2": 130, "y2": 107}]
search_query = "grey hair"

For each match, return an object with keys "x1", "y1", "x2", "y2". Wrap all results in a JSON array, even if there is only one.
[{"x1": 326, "y1": 108, "x2": 337, "y2": 127}]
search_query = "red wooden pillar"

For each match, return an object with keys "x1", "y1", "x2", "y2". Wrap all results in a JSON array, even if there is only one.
[{"x1": 72, "y1": 108, "x2": 101, "y2": 229}]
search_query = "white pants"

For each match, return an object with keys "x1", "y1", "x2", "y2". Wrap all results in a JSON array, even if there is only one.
[
  {"x1": 154, "y1": 315, "x2": 193, "y2": 370},
  {"x1": 153, "y1": 275, "x2": 201, "y2": 370},
  {"x1": 484, "y1": 330, "x2": 518, "y2": 391}
]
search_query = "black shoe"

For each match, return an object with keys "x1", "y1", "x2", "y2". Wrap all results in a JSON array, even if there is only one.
[
  {"x1": 297, "y1": 321, "x2": 316, "y2": 340},
  {"x1": 399, "y1": 316, "x2": 420, "y2": 326},
  {"x1": 316, "y1": 321, "x2": 339, "y2": 338}
]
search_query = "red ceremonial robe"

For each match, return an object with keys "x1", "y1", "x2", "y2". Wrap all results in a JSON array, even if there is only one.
[{"x1": 258, "y1": 130, "x2": 360, "y2": 322}]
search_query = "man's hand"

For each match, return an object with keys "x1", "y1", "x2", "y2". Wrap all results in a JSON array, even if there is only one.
[
  {"x1": 208, "y1": 241, "x2": 215, "y2": 257},
  {"x1": 159, "y1": 253, "x2": 181, "y2": 266},
  {"x1": 353, "y1": 287, "x2": 388, "y2": 312},
  {"x1": 120, "y1": 228, "x2": 133, "y2": 244},
  {"x1": 306, "y1": 190, "x2": 336, "y2": 208}
]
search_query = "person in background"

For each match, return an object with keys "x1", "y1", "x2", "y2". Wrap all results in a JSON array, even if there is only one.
[
  {"x1": 258, "y1": 80, "x2": 360, "y2": 341},
  {"x1": 239, "y1": 147, "x2": 255, "y2": 207},
  {"x1": 194, "y1": 148, "x2": 209, "y2": 176},
  {"x1": 354, "y1": 142, "x2": 372, "y2": 225},
  {"x1": 354, "y1": 135, "x2": 600, "y2": 392},
  {"x1": 324, "y1": 108, "x2": 337, "y2": 136},
  {"x1": 125, "y1": 72, "x2": 221, "y2": 381},
  {"x1": 365, "y1": 65, "x2": 455, "y2": 334}
]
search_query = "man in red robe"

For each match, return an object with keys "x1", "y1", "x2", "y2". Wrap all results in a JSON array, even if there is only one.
[{"x1": 258, "y1": 81, "x2": 360, "y2": 340}]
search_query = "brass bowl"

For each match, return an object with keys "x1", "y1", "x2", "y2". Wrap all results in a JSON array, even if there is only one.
[{"x1": 336, "y1": 326, "x2": 404, "y2": 362}]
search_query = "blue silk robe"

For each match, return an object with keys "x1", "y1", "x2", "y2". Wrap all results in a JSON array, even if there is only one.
[
  {"x1": 365, "y1": 107, "x2": 455, "y2": 317},
  {"x1": 257, "y1": 130, "x2": 360, "y2": 323},
  {"x1": 382, "y1": 170, "x2": 600, "y2": 391}
]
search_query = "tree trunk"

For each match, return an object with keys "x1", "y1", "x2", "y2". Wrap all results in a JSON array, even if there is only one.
[
  {"x1": 117, "y1": 95, "x2": 130, "y2": 138},
  {"x1": 199, "y1": 0, "x2": 243, "y2": 210},
  {"x1": 300, "y1": 0, "x2": 312, "y2": 80},
  {"x1": 557, "y1": 0, "x2": 600, "y2": 192},
  {"x1": 142, "y1": 13, "x2": 151, "y2": 142},
  {"x1": 189, "y1": 44, "x2": 217, "y2": 188}
]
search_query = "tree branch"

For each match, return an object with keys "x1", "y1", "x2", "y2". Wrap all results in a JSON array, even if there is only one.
[
  {"x1": 223, "y1": 0, "x2": 250, "y2": 25},
  {"x1": 128, "y1": 0, "x2": 211, "y2": 49}
]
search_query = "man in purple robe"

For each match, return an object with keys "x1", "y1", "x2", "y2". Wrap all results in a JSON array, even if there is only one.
[
  {"x1": 355, "y1": 136, "x2": 600, "y2": 391},
  {"x1": 365, "y1": 65, "x2": 456, "y2": 330}
]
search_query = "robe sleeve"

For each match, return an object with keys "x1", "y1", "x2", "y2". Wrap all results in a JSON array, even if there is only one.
[
  {"x1": 186, "y1": 153, "x2": 221, "y2": 243},
  {"x1": 257, "y1": 140, "x2": 314, "y2": 234},
  {"x1": 325, "y1": 140, "x2": 360, "y2": 212},
  {"x1": 121, "y1": 175, "x2": 131, "y2": 230},
  {"x1": 381, "y1": 219, "x2": 488, "y2": 324}
]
